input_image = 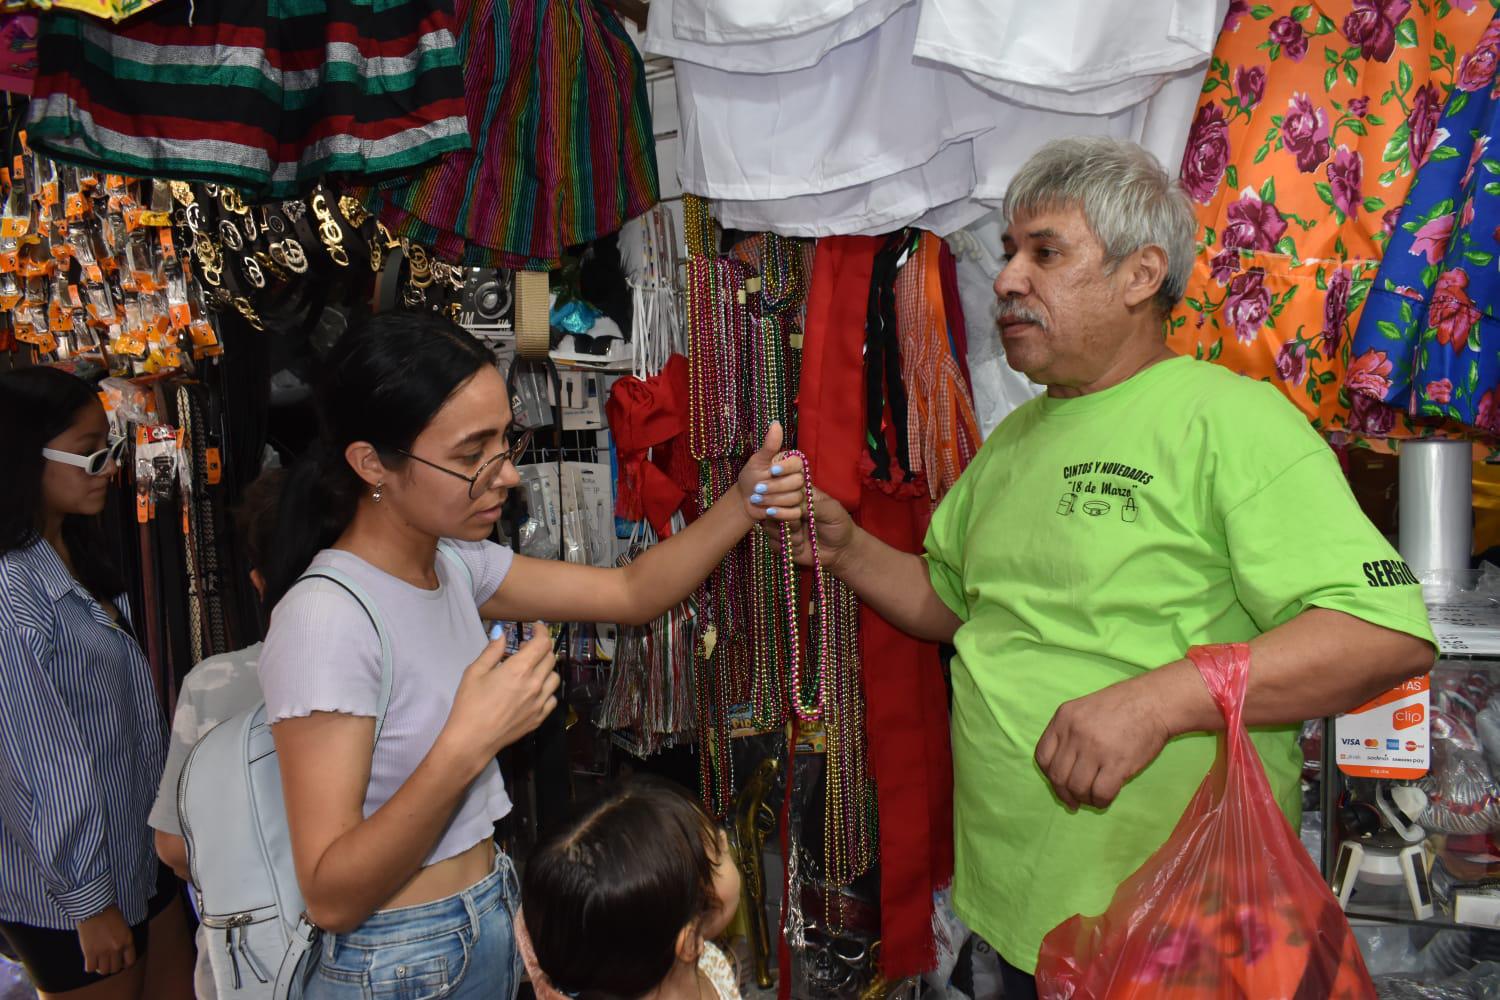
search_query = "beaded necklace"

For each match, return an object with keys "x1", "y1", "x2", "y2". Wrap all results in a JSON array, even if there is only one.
[
  {"x1": 749, "y1": 524, "x2": 789, "y2": 727},
  {"x1": 685, "y1": 206, "x2": 765, "y2": 817},
  {"x1": 776, "y1": 450, "x2": 832, "y2": 722},
  {"x1": 679, "y1": 217, "x2": 873, "y2": 889},
  {"x1": 696, "y1": 455, "x2": 747, "y2": 819},
  {"x1": 821, "y1": 578, "x2": 876, "y2": 887},
  {"x1": 742, "y1": 253, "x2": 789, "y2": 729}
]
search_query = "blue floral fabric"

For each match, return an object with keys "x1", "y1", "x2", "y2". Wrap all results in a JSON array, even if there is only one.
[{"x1": 1351, "y1": 13, "x2": 1500, "y2": 433}]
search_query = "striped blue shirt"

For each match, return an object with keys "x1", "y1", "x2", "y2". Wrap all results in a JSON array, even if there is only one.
[{"x1": 0, "y1": 537, "x2": 166, "y2": 929}]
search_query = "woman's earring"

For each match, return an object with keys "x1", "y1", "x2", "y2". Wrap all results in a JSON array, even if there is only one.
[{"x1": 372, "y1": 482, "x2": 385, "y2": 504}]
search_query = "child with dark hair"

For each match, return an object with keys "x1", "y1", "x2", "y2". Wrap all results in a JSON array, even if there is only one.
[
  {"x1": 520, "y1": 777, "x2": 743, "y2": 1000},
  {"x1": 148, "y1": 467, "x2": 285, "y2": 999}
]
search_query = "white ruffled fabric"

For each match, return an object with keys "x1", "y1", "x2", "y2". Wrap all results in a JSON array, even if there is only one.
[{"x1": 655, "y1": 0, "x2": 1220, "y2": 236}]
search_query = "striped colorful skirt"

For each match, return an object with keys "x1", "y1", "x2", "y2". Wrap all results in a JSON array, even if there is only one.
[
  {"x1": 366, "y1": 0, "x2": 659, "y2": 270},
  {"x1": 24, "y1": 0, "x2": 469, "y2": 199}
]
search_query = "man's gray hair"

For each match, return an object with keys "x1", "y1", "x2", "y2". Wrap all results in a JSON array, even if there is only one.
[{"x1": 1004, "y1": 137, "x2": 1197, "y2": 314}]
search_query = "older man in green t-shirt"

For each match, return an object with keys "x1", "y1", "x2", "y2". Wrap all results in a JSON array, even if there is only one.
[{"x1": 789, "y1": 137, "x2": 1436, "y2": 996}]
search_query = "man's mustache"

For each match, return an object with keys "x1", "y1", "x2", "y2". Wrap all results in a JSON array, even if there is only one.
[{"x1": 995, "y1": 301, "x2": 1046, "y2": 330}]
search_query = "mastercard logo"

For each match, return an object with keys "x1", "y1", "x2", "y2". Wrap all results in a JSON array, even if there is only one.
[{"x1": 1363, "y1": 739, "x2": 1381, "y2": 748}]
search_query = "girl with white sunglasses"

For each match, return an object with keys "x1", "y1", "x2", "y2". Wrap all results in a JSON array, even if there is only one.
[{"x1": 0, "y1": 366, "x2": 195, "y2": 999}]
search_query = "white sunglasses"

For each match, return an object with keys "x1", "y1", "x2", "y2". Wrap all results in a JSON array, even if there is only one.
[{"x1": 42, "y1": 435, "x2": 128, "y2": 476}]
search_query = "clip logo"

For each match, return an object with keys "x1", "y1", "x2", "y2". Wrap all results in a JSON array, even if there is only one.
[{"x1": 1393, "y1": 704, "x2": 1425, "y2": 731}]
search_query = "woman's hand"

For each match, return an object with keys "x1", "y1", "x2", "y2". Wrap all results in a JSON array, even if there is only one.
[
  {"x1": 438, "y1": 626, "x2": 560, "y2": 777},
  {"x1": 782, "y1": 486, "x2": 857, "y2": 572},
  {"x1": 737, "y1": 421, "x2": 805, "y2": 526},
  {"x1": 77, "y1": 905, "x2": 135, "y2": 976}
]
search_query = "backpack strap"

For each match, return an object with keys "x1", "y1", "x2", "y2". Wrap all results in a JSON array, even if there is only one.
[
  {"x1": 268, "y1": 568, "x2": 394, "y2": 1000},
  {"x1": 435, "y1": 538, "x2": 475, "y2": 601},
  {"x1": 296, "y1": 568, "x2": 397, "y2": 738},
  {"x1": 273, "y1": 916, "x2": 319, "y2": 999}
]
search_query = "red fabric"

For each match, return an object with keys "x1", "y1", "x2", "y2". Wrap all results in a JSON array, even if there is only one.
[
  {"x1": 860, "y1": 484, "x2": 952, "y2": 978},
  {"x1": 937, "y1": 241, "x2": 973, "y2": 397},
  {"x1": 798, "y1": 237, "x2": 879, "y2": 512},
  {"x1": 796, "y1": 236, "x2": 955, "y2": 979},
  {"x1": 605, "y1": 354, "x2": 696, "y2": 536}
]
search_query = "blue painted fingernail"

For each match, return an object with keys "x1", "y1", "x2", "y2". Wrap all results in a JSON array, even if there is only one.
[
  {"x1": 765, "y1": 507, "x2": 779, "y2": 516},
  {"x1": 750, "y1": 495, "x2": 763, "y2": 505},
  {"x1": 754, "y1": 482, "x2": 768, "y2": 494},
  {"x1": 771, "y1": 464, "x2": 783, "y2": 476}
]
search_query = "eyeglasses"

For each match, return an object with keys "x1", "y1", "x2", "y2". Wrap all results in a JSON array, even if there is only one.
[
  {"x1": 397, "y1": 428, "x2": 534, "y2": 500},
  {"x1": 41, "y1": 434, "x2": 127, "y2": 476}
]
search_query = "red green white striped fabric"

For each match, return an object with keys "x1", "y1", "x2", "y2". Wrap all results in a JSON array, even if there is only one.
[{"x1": 25, "y1": 0, "x2": 469, "y2": 199}]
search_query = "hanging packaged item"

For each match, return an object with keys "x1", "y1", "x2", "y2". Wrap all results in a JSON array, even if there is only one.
[
  {"x1": 596, "y1": 517, "x2": 699, "y2": 757},
  {"x1": 1036, "y1": 644, "x2": 1376, "y2": 1000},
  {"x1": 366, "y1": 0, "x2": 658, "y2": 270},
  {"x1": 24, "y1": 0, "x2": 468, "y2": 199},
  {"x1": 2, "y1": 138, "x2": 221, "y2": 368}
]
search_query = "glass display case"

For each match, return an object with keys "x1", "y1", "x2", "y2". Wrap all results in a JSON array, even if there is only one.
[{"x1": 1316, "y1": 576, "x2": 1500, "y2": 987}]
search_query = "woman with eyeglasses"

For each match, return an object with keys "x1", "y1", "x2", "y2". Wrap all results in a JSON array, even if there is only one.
[
  {"x1": 0, "y1": 366, "x2": 195, "y2": 999},
  {"x1": 256, "y1": 312, "x2": 803, "y2": 999}
]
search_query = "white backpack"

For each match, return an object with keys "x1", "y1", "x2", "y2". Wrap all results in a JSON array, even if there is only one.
[{"x1": 178, "y1": 543, "x2": 472, "y2": 998}]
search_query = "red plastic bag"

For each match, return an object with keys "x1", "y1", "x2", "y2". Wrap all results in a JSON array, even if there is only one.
[{"x1": 1036, "y1": 644, "x2": 1375, "y2": 1000}]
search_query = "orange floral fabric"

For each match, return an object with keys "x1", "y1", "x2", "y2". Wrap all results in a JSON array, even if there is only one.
[{"x1": 1170, "y1": 0, "x2": 1492, "y2": 436}]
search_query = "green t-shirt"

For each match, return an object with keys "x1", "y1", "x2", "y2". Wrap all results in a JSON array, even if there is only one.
[{"x1": 923, "y1": 356, "x2": 1434, "y2": 973}]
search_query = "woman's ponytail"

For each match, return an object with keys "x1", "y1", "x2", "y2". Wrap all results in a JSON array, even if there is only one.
[{"x1": 260, "y1": 439, "x2": 360, "y2": 613}]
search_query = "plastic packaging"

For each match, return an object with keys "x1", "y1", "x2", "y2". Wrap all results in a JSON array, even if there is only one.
[
  {"x1": 1419, "y1": 672, "x2": 1500, "y2": 835},
  {"x1": 1373, "y1": 962, "x2": 1500, "y2": 999},
  {"x1": 1036, "y1": 643, "x2": 1375, "y2": 1000},
  {"x1": 516, "y1": 464, "x2": 557, "y2": 559},
  {"x1": 596, "y1": 517, "x2": 697, "y2": 756},
  {"x1": 1476, "y1": 700, "x2": 1500, "y2": 780}
]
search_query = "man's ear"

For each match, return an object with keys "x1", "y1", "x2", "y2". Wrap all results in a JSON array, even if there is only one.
[
  {"x1": 1121, "y1": 245, "x2": 1169, "y2": 310},
  {"x1": 345, "y1": 440, "x2": 390, "y2": 489}
]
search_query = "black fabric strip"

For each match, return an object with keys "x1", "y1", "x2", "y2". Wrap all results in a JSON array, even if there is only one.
[{"x1": 864, "y1": 230, "x2": 917, "y2": 482}]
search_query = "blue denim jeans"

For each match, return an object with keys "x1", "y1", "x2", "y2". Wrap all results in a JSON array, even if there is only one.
[{"x1": 303, "y1": 851, "x2": 520, "y2": 1000}]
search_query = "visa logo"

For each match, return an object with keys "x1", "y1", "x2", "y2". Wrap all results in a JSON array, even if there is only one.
[{"x1": 1340, "y1": 738, "x2": 1363, "y2": 746}]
